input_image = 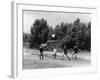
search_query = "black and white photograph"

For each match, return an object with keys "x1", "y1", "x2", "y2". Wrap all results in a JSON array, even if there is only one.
[{"x1": 23, "y1": 10, "x2": 91, "y2": 69}]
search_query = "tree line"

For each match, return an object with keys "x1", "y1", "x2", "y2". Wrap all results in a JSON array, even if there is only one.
[{"x1": 23, "y1": 18, "x2": 91, "y2": 51}]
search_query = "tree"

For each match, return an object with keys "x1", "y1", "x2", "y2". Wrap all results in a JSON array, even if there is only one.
[
  {"x1": 54, "y1": 23, "x2": 70, "y2": 40},
  {"x1": 54, "y1": 24, "x2": 62, "y2": 40},
  {"x1": 84, "y1": 22, "x2": 91, "y2": 51},
  {"x1": 30, "y1": 18, "x2": 49, "y2": 48},
  {"x1": 47, "y1": 27, "x2": 53, "y2": 40},
  {"x1": 70, "y1": 18, "x2": 81, "y2": 47},
  {"x1": 23, "y1": 33, "x2": 31, "y2": 42}
]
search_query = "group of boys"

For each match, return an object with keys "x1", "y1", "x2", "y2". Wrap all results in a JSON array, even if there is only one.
[{"x1": 38, "y1": 45, "x2": 78, "y2": 60}]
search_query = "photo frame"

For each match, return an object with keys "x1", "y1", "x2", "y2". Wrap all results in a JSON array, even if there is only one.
[{"x1": 11, "y1": 1, "x2": 97, "y2": 78}]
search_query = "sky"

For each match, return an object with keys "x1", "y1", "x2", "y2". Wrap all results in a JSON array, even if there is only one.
[{"x1": 23, "y1": 10, "x2": 91, "y2": 33}]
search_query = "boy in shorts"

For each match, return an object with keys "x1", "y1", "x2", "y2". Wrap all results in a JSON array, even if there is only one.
[
  {"x1": 39, "y1": 46, "x2": 44, "y2": 60},
  {"x1": 72, "y1": 45, "x2": 78, "y2": 59}
]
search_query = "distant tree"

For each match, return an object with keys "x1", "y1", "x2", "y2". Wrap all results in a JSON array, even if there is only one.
[
  {"x1": 85, "y1": 22, "x2": 91, "y2": 51},
  {"x1": 70, "y1": 18, "x2": 81, "y2": 47},
  {"x1": 47, "y1": 27, "x2": 53, "y2": 40},
  {"x1": 54, "y1": 23, "x2": 70, "y2": 40},
  {"x1": 23, "y1": 33, "x2": 31, "y2": 42},
  {"x1": 73, "y1": 18, "x2": 80, "y2": 25},
  {"x1": 54, "y1": 24, "x2": 63, "y2": 40}
]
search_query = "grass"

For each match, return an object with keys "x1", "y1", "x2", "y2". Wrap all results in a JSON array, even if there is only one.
[{"x1": 23, "y1": 48, "x2": 91, "y2": 69}]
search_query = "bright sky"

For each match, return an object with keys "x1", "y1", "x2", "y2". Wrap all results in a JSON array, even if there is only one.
[{"x1": 23, "y1": 10, "x2": 91, "y2": 33}]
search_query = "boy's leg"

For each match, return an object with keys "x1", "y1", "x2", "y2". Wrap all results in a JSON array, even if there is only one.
[
  {"x1": 39, "y1": 54, "x2": 41, "y2": 60},
  {"x1": 53, "y1": 52, "x2": 56, "y2": 59},
  {"x1": 53, "y1": 52, "x2": 55, "y2": 59},
  {"x1": 72, "y1": 51, "x2": 74, "y2": 59},
  {"x1": 65, "y1": 54, "x2": 70, "y2": 60},
  {"x1": 65, "y1": 53, "x2": 70, "y2": 60},
  {"x1": 64, "y1": 51, "x2": 70, "y2": 60},
  {"x1": 61, "y1": 52, "x2": 64, "y2": 60},
  {"x1": 39, "y1": 53, "x2": 42, "y2": 60},
  {"x1": 53, "y1": 54, "x2": 55, "y2": 59},
  {"x1": 41, "y1": 53, "x2": 43, "y2": 60},
  {"x1": 75, "y1": 54, "x2": 77, "y2": 59},
  {"x1": 54, "y1": 52, "x2": 56, "y2": 59}
]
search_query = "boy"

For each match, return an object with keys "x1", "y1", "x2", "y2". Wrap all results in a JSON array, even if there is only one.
[
  {"x1": 72, "y1": 45, "x2": 78, "y2": 59},
  {"x1": 39, "y1": 45, "x2": 44, "y2": 60},
  {"x1": 63, "y1": 45, "x2": 70, "y2": 60},
  {"x1": 53, "y1": 47, "x2": 57, "y2": 59}
]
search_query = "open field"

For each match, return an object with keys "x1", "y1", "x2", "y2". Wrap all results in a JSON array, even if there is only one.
[{"x1": 23, "y1": 48, "x2": 91, "y2": 69}]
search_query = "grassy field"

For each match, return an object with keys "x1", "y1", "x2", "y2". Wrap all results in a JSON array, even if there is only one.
[{"x1": 23, "y1": 48, "x2": 91, "y2": 69}]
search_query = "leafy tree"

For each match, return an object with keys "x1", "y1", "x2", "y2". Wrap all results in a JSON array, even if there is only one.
[
  {"x1": 30, "y1": 18, "x2": 49, "y2": 48},
  {"x1": 47, "y1": 27, "x2": 53, "y2": 40},
  {"x1": 23, "y1": 33, "x2": 31, "y2": 42}
]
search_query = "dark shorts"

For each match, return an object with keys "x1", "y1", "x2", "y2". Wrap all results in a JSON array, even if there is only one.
[
  {"x1": 64, "y1": 51, "x2": 67, "y2": 55},
  {"x1": 74, "y1": 51, "x2": 77, "y2": 54}
]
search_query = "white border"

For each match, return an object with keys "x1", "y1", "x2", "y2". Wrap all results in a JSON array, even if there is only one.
[{"x1": 11, "y1": 2, "x2": 97, "y2": 78}]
